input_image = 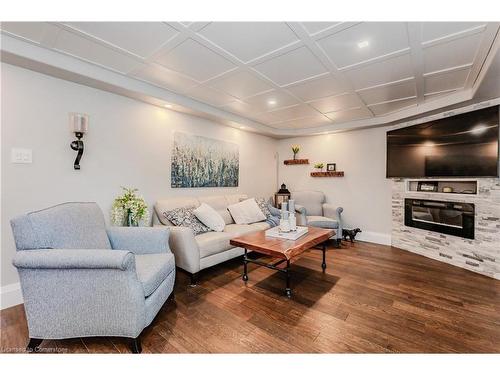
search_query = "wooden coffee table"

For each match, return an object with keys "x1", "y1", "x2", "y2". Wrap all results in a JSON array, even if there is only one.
[{"x1": 230, "y1": 226, "x2": 334, "y2": 298}]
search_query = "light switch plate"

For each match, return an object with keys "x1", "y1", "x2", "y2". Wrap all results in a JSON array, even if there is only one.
[{"x1": 11, "y1": 148, "x2": 33, "y2": 164}]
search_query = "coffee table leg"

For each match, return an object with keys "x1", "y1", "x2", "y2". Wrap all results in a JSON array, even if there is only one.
[
  {"x1": 285, "y1": 260, "x2": 292, "y2": 298},
  {"x1": 322, "y1": 242, "x2": 327, "y2": 271},
  {"x1": 242, "y1": 248, "x2": 249, "y2": 282}
]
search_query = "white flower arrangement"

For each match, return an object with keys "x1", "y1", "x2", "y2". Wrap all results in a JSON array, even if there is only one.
[{"x1": 111, "y1": 187, "x2": 149, "y2": 226}]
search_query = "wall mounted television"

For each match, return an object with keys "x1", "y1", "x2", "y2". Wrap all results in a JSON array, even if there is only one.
[{"x1": 386, "y1": 106, "x2": 499, "y2": 178}]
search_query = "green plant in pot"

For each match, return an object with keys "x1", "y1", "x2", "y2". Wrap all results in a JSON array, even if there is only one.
[
  {"x1": 111, "y1": 187, "x2": 149, "y2": 227},
  {"x1": 291, "y1": 145, "x2": 300, "y2": 160},
  {"x1": 314, "y1": 163, "x2": 324, "y2": 171}
]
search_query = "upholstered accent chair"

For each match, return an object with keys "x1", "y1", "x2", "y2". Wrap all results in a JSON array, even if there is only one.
[
  {"x1": 291, "y1": 191, "x2": 343, "y2": 245},
  {"x1": 10, "y1": 202, "x2": 175, "y2": 353}
]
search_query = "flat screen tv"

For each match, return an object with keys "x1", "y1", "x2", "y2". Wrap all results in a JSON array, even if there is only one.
[{"x1": 386, "y1": 106, "x2": 499, "y2": 178}]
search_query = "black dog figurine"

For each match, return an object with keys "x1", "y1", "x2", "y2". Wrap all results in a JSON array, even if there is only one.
[{"x1": 342, "y1": 228, "x2": 362, "y2": 243}]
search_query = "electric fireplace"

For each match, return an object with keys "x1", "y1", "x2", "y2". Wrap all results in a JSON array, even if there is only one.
[{"x1": 404, "y1": 198, "x2": 475, "y2": 239}]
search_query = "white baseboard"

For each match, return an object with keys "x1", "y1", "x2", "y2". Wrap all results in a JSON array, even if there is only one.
[
  {"x1": 356, "y1": 231, "x2": 392, "y2": 246},
  {"x1": 1, "y1": 282, "x2": 23, "y2": 310}
]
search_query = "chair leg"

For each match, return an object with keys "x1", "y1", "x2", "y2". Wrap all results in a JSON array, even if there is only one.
[
  {"x1": 26, "y1": 338, "x2": 43, "y2": 352},
  {"x1": 190, "y1": 272, "x2": 198, "y2": 286},
  {"x1": 130, "y1": 337, "x2": 142, "y2": 354}
]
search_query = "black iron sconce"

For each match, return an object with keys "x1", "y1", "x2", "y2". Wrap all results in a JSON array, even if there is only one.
[{"x1": 69, "y1": 113, "x2": 88, "y2": 170}]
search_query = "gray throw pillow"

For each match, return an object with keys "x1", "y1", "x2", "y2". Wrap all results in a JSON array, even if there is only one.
[
  {"x1": 255, "y1": 197, "x2": 272, "y2": 218},
  {"x1": 163, "y1": 206, "x2": 211, "y2": 235}
]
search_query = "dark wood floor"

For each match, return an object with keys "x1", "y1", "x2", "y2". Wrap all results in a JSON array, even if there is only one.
[{"x1": 1, "y1": 241, "x2": 500, "y2": 353}]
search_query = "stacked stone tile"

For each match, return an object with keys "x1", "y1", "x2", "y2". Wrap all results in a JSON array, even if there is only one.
[{"x1": 392, "y1": 179, "x2": 500, "y2": 280}]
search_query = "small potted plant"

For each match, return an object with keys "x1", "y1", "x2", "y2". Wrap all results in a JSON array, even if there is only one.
[
  {"x1": 291, "y1": 145, "x2": 300, "y2": 160},
  {"x1": 314, "y1": 163, "x2": 325, "y2": 171},
  {"x1": 111, "y1": 187, "x2": 149, "y2": 227}
]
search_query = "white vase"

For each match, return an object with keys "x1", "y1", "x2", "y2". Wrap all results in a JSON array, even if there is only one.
[{"x1": 289, "y1": 212, "x2": 297, "y2": 231}]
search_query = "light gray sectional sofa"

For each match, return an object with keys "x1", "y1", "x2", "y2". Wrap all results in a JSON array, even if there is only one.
[
  {"x1": 10, "y1": 202, "x2": 175, "y2": 353},
  {"x1": 153, "y1": 194, "x2": 270, "y2": 284}
]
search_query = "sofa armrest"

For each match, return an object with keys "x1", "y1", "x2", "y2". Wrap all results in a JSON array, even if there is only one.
[
  {"x1": 13, "y1": 249, "x2": 134, "y2": 270},
  {"x1": 168, "y1": 226, "x2": 201, "y2": 274},
  {"x1": 323, "y1": 204, "x2": 343, "y2": 220},
  {"x1": 107, "y1": 227, "x2": 170, "y2": 255}
]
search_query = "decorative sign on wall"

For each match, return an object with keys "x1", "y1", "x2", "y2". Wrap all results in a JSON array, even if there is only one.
[{"x1": 171, "y1": 132, "x2": 239, "y2": 188}]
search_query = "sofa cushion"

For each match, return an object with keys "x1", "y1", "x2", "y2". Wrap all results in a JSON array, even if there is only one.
[
  {"x1": 194, "y1": 203, "x2": 225, "y2": 232},
  {"x1": 223, "y1": 224, "x2": 258, "y2": 237},
  {"x1": 249, "y1": 222, "x2": 271, "y2": 231},
  {"x1": 307, "y1": 215, "x2": 339, "y2": 229},
  {"x1": 163, "y1": 206, "x2": 211, "y2": 235},
  {"x1": 199, "y1": 195, "x2": 233, "y2": 225},
  {"x1": 155, "y1": 197, "x2": 200, "y2": 225},
  {"x1": 292, "y1": 191, "x2": 325, "y2": 217},
  {"x1": 227, "y1": 198, "x2": 266, "y2": 224},
  {"x1": 196, "y1": 231, "x2": 234, "y2": 258},
  {"x1": 135, "y1": 253, "x2": 175, "y2": 297},
  {"x1": 255, "y1": 197, "x2": 272, "y2": 218}
]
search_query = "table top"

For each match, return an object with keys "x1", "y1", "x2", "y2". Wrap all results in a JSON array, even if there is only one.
[{"x1": 229, "y1": 226, "x2": 334, "y2": 260}]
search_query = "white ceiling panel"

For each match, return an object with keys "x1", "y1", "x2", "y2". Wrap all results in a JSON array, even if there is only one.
[
  {"x1": 244, "y1": 90, "x2": 299, "y2": 112},
  {"x1": 268, "y1": 104, "x2": 319, "y2": 122},
  {"x1": 423, "y1": 32, "x2": 482, "y2": 73},
  {"x1": 198, "y1": 22, "x2": 299, "y2": 62},
  {"x1": 253, "y1": 46, "x2": 328, "y2": 86},
  {"x1": 308, "y1": 93, "x2": 365, "y2": 113},
  {"x1": 3, "y1": 21, "x2": 497, "y2": 134},
  {"x1": 129, "y1": 63, "x2": 198, "y2": 93},
  {"x1": 300, "y1": 22, "x2": 341, "y2": 35},
  {"x1": 186, "y1": 85, "x2": 237, "y2": 107},
  {"x1": 285, "y1": 74, "x2": 348, "y2": 101},
  {"x1": 154, "y1": 38, "x2": 236, "y2": 81},
  {"x1": 368, "y1": 97, "x2": 417, "y2": 116},
  {"x1": 65, "y1": 22, "x2": 178, "y2": 58},
  {"x1": 356, "y1": 78, "x2": 417, "y2": 105},
  {"x1": 343, "y1": 53, "x2": 414, "y2": 90},
  {"x1": 1, "y1": 22, "x2": 52, "y2": 44},
  {"x1": 209, "y1": 70, "x2": 273, "y2": 99},
  {"x1": 424, "y1": 68, "x2": 470, "y2": 94},
  {"x1": 325, "y1": 107, "x2": 373, "y2": 122},
  {"x1": 421, "y1": 22, "x2": 485, "y2": 43},
  {"x1": 317, "y1": 22, "x2": 409, "y2": 68},
  {"x1": 53, "y1": 30, "x2": 142, "y2": 73}
]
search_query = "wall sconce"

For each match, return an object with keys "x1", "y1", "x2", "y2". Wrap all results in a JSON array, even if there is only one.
[{"x1": 69, "y1": 113, "x2": 88, "y2": 170}]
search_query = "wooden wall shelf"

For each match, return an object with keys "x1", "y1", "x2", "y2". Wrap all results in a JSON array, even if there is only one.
[
  {"x1": 284, "y1": 159, "x2": 309, "y2": 165},
  {"x1": 310, "y1": 171, "x2": 345, "y2": 177}
]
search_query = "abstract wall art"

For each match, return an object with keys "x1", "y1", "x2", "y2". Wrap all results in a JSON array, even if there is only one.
[{"x1": 171, "y1": 132, "x2": 239, "y2": 188}]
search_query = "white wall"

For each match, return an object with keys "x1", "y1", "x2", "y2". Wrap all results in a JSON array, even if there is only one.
[
  {"x1": 277, "y1": 128, "x2": 393, "y2": 244},
  {"x1": 1, "y1": 63, "x2": 278, "y2": 295}
]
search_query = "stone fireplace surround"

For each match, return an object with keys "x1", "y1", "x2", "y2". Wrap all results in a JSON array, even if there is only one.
[{"x1": 392, "y1": 178, "x2": 500, "y2": 280}]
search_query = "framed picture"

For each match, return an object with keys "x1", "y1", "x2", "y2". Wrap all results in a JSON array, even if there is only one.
[
  {"x1": 326, "y1": 163, "x2": 336, "y2": 172},
  {"x1": 417, "y1": 181, "x2": 438, "y2": 192}
]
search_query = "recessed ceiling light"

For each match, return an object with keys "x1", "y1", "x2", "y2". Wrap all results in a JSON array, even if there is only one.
[
  {"x1": 239, "y1": 126, "x2": 246, "y2": 130},
  {"x1": 164, "y1": 104, "x2": 172, "y2": 108},
  {"x1": 357, "y1": 40, "x2": 369, "y2": 49},
  {"x1": 267, "y1": 99, "x2": 277, "y2": 106},
  {"x1": 423, "y1": 141, "x2": 435, "y2": 147}
]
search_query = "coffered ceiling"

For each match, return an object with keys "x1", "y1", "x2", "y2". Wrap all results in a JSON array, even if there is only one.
[{"x1": 1, "y1": 22, "x2": 499, "y2": 135}]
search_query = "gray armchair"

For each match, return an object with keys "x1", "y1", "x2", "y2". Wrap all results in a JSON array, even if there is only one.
[
  {"x1": 10, "y1": 202, "x2": 175, "y2": 353},
  {"x1": 291, "y1": 191, "x2": 343, "y2": 245}
]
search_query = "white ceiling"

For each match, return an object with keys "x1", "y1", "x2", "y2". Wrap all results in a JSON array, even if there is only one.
[{"x1": 1, "y1": 21, "x2": 499, "y2": 133}]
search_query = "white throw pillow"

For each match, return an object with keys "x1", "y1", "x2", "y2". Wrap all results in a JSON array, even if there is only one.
[
  {"x1": 227, "y1": 198, "x2": 267, "y2": 225},
  {"x1": 193, "y1": 203, "x2": 226, "y2": 232}
]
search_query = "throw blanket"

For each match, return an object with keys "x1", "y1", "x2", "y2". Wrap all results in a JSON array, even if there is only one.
[{"x1": 266, "y1": 205, "x2": 281, "y2": 227}]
